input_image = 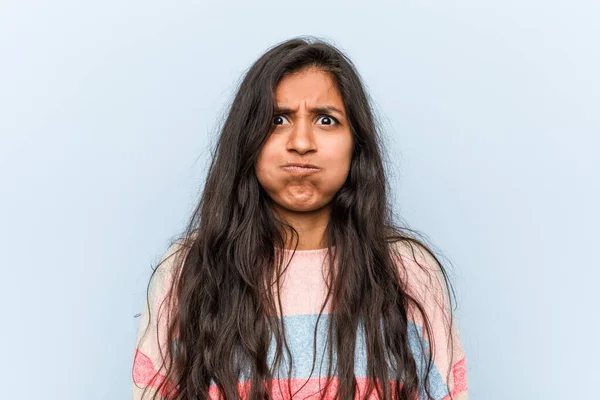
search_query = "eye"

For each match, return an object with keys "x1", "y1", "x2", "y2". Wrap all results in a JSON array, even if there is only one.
[
  {"x1": 272, "y1": 115, "x2": 290, "y2": 125},
  {"x1": 317, "y1": 115, "x2": 339, "y2": 126}
]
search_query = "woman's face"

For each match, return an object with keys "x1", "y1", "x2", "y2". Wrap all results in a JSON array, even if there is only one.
[{"x1": 255, "y1": 67, "x2": 354, "y2": 217}]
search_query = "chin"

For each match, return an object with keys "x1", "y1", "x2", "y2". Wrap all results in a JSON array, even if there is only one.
[
  {"x1": 289, "y1": 206, "x2": 319, "y2": 213},
  {"x1": 283, "y1": 200, "x2": 330, "y2": 213}
]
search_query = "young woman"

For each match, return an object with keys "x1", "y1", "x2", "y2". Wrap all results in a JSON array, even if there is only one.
[{"x1": 132, "y1": 36, "x2": 468, "y2": 400}]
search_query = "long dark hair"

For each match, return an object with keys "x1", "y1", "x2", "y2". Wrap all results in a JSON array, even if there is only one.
[{"x1": 134, "y1": 36, "x2": 460, "y2": 400}]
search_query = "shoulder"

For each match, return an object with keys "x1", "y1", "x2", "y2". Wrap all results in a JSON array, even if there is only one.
[
  {"x1": 148, "y1": 237, "x2": 193, "y2": 301},
  {"x1": 155, "y1": 237, "x2": 193, "y2": 277},
  {"x1": 388, "y1": 239, "x2": 448, "y2": 299},
  {"x1": 388, "y1": 238, "x2": 458, "y2": 334}
]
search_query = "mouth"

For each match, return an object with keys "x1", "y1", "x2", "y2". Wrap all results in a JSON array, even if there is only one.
[{"x1": 281, "y1": 163, "x2": 321, "y2": 173}]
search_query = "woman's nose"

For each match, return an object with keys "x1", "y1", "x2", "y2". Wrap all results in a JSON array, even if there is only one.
[{"x1": 288, "y1": 118, "x2": 316, "y2": 154}]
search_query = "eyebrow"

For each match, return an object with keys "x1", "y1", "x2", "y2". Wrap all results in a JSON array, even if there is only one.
[{"x1": 273, "y1": 105, "x2": 346, "y2": 118}]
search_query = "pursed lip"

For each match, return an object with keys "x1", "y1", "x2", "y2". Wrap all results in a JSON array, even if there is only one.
[{"x1": 282, "y1": 163, "x2": 320, "y2": 169}]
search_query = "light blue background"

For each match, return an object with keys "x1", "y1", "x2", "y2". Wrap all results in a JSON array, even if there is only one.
[{"x1": 1, "y1": 1, "x2": 598, "y2": 399}]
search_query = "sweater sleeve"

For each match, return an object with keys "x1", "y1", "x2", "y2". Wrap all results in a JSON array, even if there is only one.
[
  {"x1": 392, "y1": 241, "x2": 468, "y2": 400},
  {"x1": 132, "y1": 242, "x2": 183, "y2": 400}
]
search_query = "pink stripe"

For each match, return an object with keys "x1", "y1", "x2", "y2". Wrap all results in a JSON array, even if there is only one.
[
  {"x1": 133, "y1": 350, "x2": 178, "y2": 397},
  {"x1": 442, "y1": 356, "x2": 468, "y2": 400},
  {"x1": 208, "y1": 377, "x2": 417, "y2": 400}
]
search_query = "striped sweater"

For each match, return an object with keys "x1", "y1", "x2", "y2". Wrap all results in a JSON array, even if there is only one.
[{"x1": 132, "y1": 243, "x2": 468, "y2": 399}]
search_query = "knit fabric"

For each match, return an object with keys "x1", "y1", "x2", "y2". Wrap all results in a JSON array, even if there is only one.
[{"x1": 132, "y1": 243, "x2": 468, "y2": 400}]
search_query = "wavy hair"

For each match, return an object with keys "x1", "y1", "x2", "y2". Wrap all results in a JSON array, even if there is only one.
[{"x1": 134, "y1": 36, "x2": 460, "y2": 400}]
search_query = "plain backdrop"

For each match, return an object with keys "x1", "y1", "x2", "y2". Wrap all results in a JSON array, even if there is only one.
[{"x1": 1, "y1": 1, "x2": 598, "y2": 399}]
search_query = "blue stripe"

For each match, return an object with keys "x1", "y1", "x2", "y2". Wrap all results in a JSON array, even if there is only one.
[{"x1": 186, "y1": 313, "x2": 449, "y2": 398}]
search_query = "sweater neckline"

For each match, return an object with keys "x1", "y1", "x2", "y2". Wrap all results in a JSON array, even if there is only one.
[{"x1": 274, "y1": 246, "x2": 335, "y2": 254}]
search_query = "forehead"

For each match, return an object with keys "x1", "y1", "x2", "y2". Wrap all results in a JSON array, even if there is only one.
[{"x1": 274, "y1": 68, "x2": 344, "y2": 106}]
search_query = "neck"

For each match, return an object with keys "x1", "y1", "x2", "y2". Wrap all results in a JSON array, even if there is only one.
[{"x1": 273, "y1": 205, "x2": 331, "y2": 250}]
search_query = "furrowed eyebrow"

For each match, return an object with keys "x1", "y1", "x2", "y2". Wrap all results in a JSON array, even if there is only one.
[{"x1": 273, "y1": 105, "x2": 345, "y2": 117}]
